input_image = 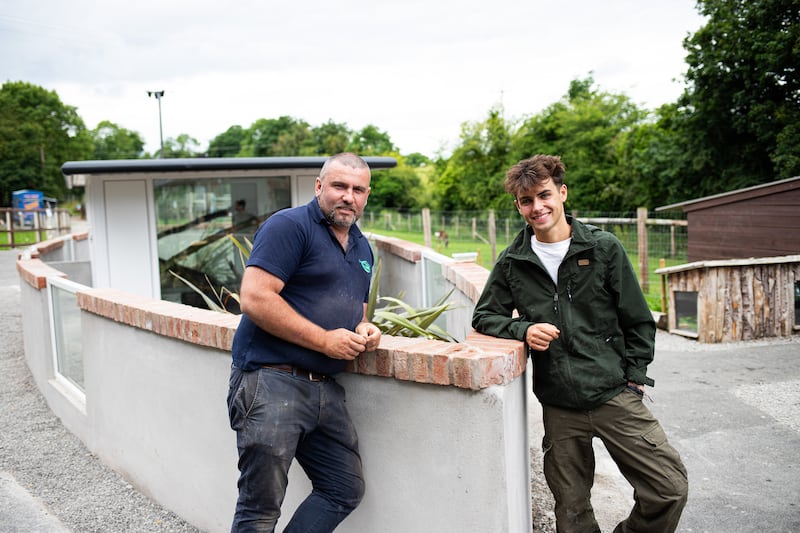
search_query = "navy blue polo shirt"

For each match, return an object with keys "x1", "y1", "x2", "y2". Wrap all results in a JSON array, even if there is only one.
[{"x1": 231, "y1": 197, "x2": 374, "y2": 375}]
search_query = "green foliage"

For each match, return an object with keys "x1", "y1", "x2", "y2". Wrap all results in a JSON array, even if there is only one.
[
  {"x1": 432, "y1": 106, "x2": 512, "y2": 210},
  {"x1": 311, "y1": 120, "x2": 350, "y2": 155},
  {"x1": 169, "y1": 269, "x2": 240, "y2": 313},
  {"x1": 0, "y1": 81, "x2": 92, "y2": 205},
  {"x1": 240, "y1": 116, "x2": 313, "y2": 156},
  {"x1": 366, "y1": 258, "x2": 457, "y2": 342},
  {"x1": 615, "y1": 104, "x2": 690, "y2": 208},
  {"x1": 90, "y1": 120, "x2": 145, "y2": 159},
  {"x1": 367, "y1": 157, "x2": 424, "y2": 210},
  {"x1": 207, "y1": 125, "x2": 246, "y2": 157},
  {"x1": 160, "y1": 133, "x2": 203, "y2": 158},
  {"x1": 403, "y1": 152, "x2": 431, "y2": 167},
  {"x1": 347, "y1": 124, "x2": 397, "y2": 155},
  {"x1": 509, "y1": 76, "x2": 647, "y2": 212},
  {"x1": 676, "y1": 0, "x2": 800, "y2": 192}
]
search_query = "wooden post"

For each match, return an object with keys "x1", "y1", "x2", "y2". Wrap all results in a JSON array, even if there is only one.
[
  {"x1": 659, "y1": 258, "x2": 667, "y2": 314},
  {"x1": 670, "y1": 224, "x2": 676, "y2": 257},
  {"x1": 422, "y1": 208, "x2": 432, "y2": 248},
  {"x1": 488, "y1": 210, "x2": 497, "y2": 263},
  {"x1": 637, "y1": 207, "x2": 649, "y2": 292}
]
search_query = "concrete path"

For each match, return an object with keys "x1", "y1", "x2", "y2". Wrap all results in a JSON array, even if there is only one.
[{"x1": 527, "y1": 318, "x2": 800, "y2": 532}]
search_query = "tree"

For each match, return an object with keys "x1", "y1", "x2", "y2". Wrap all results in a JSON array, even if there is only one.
[
  {"x1": 240, "y1": 116, "x2": 313, "y2": 156},
  {"x1": 510, "y1": 77, "x2": 647, "y2": 212},
  {"x1": 404, "y1": 152, "x2": 431, "y2": 167},
  {"x1": 310, "y1": 120, "x2": 350, "y2": 155},
  {"x1": 348, "y1": 124, "x2": 397, "y2": 155},
  {"x1": 678, "y1": 0, "x2": 800, "y2": 192},
  {"x1": 367, "y1": 157, "x2": 424, "y2": 210},
  {"x1": 160, "y1": 133, "x2": 203, "y2": 158},
  {"x1": 432, "y1": 106, "x2": 512, "y2": 210},
  {"x1": 207, "y1": 125, "x2": 246, "y2": 157},
  {"x1": 91, "y1": 120, "x2": 145, "y2": 160},
  {"x1": 0, "y1": 81, "x2": 92, "y2": 205},
  {"x1": 616, "y1": 103, "x2": 692, "y2": 208}
]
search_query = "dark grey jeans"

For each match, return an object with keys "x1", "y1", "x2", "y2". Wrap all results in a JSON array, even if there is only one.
[{"x1": 228, "y1": 366, "x2": 364, "y2": 533}]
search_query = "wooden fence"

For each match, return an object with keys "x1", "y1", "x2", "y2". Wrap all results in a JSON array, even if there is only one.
[{"x1": 0, "y1": 208, "x2": 73, "y2": 249}]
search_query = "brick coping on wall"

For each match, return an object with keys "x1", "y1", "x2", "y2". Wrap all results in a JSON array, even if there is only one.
[{"x1": 17, "y1": 233, "x2": 526, "y2": 391}]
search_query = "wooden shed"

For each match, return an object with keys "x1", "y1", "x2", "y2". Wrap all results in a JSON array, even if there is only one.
[
  {"x1": 655, "y1": 255, "x2": 800, "y2": 343},
  {"x1": 657, "y1": 176, "x2": 800, "y2": 262}
]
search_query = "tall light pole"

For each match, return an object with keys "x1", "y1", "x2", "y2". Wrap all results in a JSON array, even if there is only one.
[{"x1": 147, "y1": 90, "x2": 165, "y2": 157}]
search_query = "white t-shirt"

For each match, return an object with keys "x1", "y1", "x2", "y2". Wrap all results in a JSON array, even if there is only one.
[{"x1": 531, "y1": 236, "x2": 572, "y2": 286}]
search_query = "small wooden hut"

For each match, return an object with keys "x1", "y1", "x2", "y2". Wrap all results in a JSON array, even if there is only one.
[
  {"x1": 656, "y1": 177, "x2": 800, "y2": 343},
  {"x1": 656, "y1": 255, "x2": 800, "y2": 343}
]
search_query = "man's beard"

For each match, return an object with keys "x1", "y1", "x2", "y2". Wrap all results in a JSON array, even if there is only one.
[{"x1": 326, "y1": 207, "x2": 359, "y2": 228}]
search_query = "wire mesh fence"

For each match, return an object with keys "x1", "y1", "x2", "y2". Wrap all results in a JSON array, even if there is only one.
[
  {"x1": 361, "y1": 207, "x2": 688, "y2": 308},
  {"x1": 361, "y1": 208, "x2": 688, "y2": 265}
]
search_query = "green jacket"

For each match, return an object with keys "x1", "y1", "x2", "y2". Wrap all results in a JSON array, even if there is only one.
[{"x1": 472, "y1": 216, "x2": 655, "y2": 410}]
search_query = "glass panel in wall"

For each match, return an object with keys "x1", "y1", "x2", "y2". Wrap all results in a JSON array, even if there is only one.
[
  {"x1": 154, "y1": 176, "x2": 291, "y2": 310},
  {"x1": 50, "y1": 282, "x2": 84, "y2": 391},
  {"x1": 422, "y1": 255, "x2": 451, "y2": 332},
  {"x1": 674, "y1": 291, "x2": 698, "y2": 333}
]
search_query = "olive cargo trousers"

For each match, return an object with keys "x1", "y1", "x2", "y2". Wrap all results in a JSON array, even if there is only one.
[{"x1": 542, "y1": 390, "x2": 688, "y2": 533}]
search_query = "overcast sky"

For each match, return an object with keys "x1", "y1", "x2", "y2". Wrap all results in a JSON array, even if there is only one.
[{"x1": 3, "y1": 0, "x2": 706, "y2": 158}]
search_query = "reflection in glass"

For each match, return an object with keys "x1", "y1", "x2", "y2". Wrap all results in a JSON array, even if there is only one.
[
  {"x1": 674, "y1": 291, "x2": 698, "y2": 333},
  {"x1": 51, "y1": 284, "x2": 84, "y2": 391},
  {"x1": 154, "y1": 176, "x2": 291, "y2": 310}
]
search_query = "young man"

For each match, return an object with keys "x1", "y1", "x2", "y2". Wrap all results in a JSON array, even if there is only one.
[
  {"x1": 472, "y1": 155, "x2": 688, "y2": 532},
  {"x1": 227, "y1": 152, "x2": 382, "y2": 532}
]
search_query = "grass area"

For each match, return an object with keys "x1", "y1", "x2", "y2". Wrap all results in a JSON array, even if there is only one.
[
  {"x1": 0, "y1": 230, "x2": 43, "y2": 247},
  {"x1": 361, "y1": 225, "x2": 685, "y2": 312}
]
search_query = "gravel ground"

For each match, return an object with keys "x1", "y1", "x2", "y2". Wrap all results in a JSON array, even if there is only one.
[{"x1": 0, "y1": 250, "x2": 201, "y2": 533}]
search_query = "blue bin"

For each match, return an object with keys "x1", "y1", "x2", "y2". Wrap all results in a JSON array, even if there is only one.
[{"x1": 12, "y1": 189, "x2": 44, "y2": 225}]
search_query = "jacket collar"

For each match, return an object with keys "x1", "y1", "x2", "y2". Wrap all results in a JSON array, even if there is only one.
[{"x1": 508, "y1": 215, "x2": 596, "y2": 259}]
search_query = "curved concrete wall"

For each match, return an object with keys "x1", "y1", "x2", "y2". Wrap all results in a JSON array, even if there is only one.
[{"x1": 17, "y1": 232, "x2": 532, "y2": 532}]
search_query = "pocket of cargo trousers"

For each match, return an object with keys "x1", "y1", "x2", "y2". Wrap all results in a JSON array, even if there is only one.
[
  {"x1": 640, "y1": 423, "x2": 688, "y2": 488},
  {"x1": 642, "y1": 423, "x2": 667, "y2": 447}
]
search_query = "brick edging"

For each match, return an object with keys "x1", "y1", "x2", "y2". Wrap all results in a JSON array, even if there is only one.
[{"x1": 16, "y1": 236, "x2": 527, "y2": 390}]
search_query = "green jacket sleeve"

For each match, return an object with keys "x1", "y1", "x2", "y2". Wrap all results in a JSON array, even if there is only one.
[{"x1": 472, "y1": 259, "x2": 532, "y2": 342}]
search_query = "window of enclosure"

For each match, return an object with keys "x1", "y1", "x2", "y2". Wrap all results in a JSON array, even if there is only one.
[
  {"x1": 674, "y1": 290, "x2": 698, "y2": 334},
  {"x1": 794, "y1": 281, "x2": 799, "y2": 328},
  {"x1": 48, "y1": 278, "x2": 85, "y2": 394},
  {"x1": 154, "y1": 176, "x2": 291, "y2": 309}
]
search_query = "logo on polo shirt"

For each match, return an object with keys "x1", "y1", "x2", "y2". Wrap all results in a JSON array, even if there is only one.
[{"x1": 359, "y1": 260, "x2": 371, "y2": 273}]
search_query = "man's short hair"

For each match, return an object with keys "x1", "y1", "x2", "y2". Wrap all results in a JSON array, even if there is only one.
[
  {"x1": 319, "y1": 152, "x2": 370, "y2": 181},
  {"x1": 504, "y1": 155, "x2": 566, "y2": 197}
]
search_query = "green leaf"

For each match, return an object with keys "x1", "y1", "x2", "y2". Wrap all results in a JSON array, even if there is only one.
[{"x1": 169, "y1": 270, "x2": 229, "y2": 313}]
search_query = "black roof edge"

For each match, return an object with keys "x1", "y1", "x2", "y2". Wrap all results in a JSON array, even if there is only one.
[{"x1": 61, "y1": 156, "x2": 398, "y2": 175}]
